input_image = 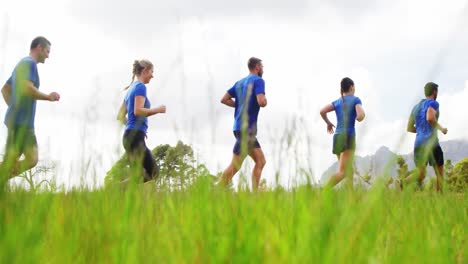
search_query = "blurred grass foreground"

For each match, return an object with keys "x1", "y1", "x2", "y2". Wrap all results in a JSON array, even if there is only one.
[{"x1": 0, "y1": 142, "x2": 466, "y2": 263}]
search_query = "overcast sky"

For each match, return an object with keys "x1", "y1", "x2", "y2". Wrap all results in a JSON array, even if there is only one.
[{"x1": 1, "y1": 0, "x2": 467, "y2": 188}]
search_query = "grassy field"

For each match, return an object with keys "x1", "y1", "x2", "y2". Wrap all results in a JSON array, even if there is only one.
[{"x1": 0, "y1": 179, "x2": 466, "y2": 263}]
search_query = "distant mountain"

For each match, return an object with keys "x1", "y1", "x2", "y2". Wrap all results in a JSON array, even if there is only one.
[
  {"x1": 438, "y1": 140, "x2": 468, "y2": 162},
  {"x1": 320, "y1": 139, "x2": 468, "y2": 184}
]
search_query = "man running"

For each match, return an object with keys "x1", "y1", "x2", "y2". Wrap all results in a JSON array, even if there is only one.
[
  {"x1": 219, "y1": 57, "x2": 267, "y2": 190},
  {"x1": 0, "y1": 36, "x2": 60, "y2": 183},
  {"x1": 405, "y1": 82, "x2": 447, "y2": 191}
]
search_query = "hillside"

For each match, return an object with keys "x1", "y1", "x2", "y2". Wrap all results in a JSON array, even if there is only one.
[{"x1": 320, "y1": 139, "x2": 468, "y2": 184}]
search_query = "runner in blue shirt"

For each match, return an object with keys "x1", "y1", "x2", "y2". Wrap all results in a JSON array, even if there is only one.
[
  {"x1": 219, "y1": 57, "x2": 267, "y2": 190},
  {"x1": 404, "y1": 82, "x2": 447, "y2": 191},
  {"x1": 320, "y1": 77, "x2": 365, "y2": 189},
  {"x1": 0, "y1": 36, "x2": 60, "y2": 183},
  {"x1": 117, "y1": 59, "x2": 166, "y2": 183}
]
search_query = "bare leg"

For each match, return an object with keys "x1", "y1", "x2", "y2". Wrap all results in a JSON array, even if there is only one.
[
  {"x1": 404, "y1": 166, "x2": 426, "y2": 189},
  {"x1": 11, "y1": 145, "x2": 38, "y2": 177},
  {"x1": 248, "y1": 148, "x2": 266, "y2": 191},
  {"x1": 326, "y1": 150, "x2": 354, "y2": 189},
  {"x1": 0, "y1": 148, "x2": 22, "y2": 180},
  {"x1": 324, "y1": 155, "x2": 340, "y2": 188},
  {"x1": 434, "y1": 165, "x2": 444, "y2": 192},
  {"x1": 220, "y1": 154, "x2": 245, "y2": 187}
]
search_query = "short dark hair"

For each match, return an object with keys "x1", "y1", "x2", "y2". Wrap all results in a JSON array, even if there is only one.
[
  {"x1": 248, "y1": 57, "x2": 262, "y2": 70},
  {"x1": 424, "y1": 82, "x2": 438, "y2": 97},
  {"x1": 30, "y1": 36, "x2": 51, "y2": 50}
]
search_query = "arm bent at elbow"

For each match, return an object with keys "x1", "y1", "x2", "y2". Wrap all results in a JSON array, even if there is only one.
[
  {"x1": 221, "y1": 93, "x2": 235, "y2": 107},
  {"x1": 426, "y1": 107, "x2": 447, "y2": 134},
  {"x1": 426, "y1": 107, "x2": 437, "y2": 125},
  {"x1": 320, "y1": 104, "x2": 336, "y2": 134},
  {"x1": 1, "y1": 83, "x2": 11, "y2": 105},
  {"x1": 134, "y1": 105, "x2": 166, "y2": 117},
  {"x1": 23, "y1": 80, "x2": 60, "y2": 101},
  {"x1": 134, "y1": 96, "x2": 166, "y2": 117},
  {"x1": 256, "y1": 94, "x2": 267, "y2": 107},
  {"x1": 355, "y1": 104, "x2": 365, "y2": 122},
  {"x1": 406, "y1": 115, "x2": 416, "y2": 133},
  {"x1": 320, "y1": 104, "x2": 334, "y2": 121}
]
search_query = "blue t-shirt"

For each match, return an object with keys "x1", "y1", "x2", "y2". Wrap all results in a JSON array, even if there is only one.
[
  {"x1": 332, "y1": 95, "x2": 362, "y2": 135},
  {"x1": 227, "y1": 74, "x2": 265, "y2": 133},
  {"x1": 125, "y1": 81, "x2": 151, "y2": 133},
  {"x1": 4, "y1": 56, "x2": 40, "y2": 128},
  {"x1": 412, "y1": 99, "x2": 439, "y2": 148}
]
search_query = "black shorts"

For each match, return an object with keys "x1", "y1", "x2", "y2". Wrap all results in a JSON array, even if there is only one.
[
  {"x1": 233, "y1": 131, "x2": 261, "y2": 155},
  {"x1": 332, "y1": 133, "x2": 356, "y2": 155},
  {"x1": 122, "y1": 129, "x2": 158, "y2": 181},
  {"x1": 414, "y1": 144, "x2": 444, "y2": 167},
  {"x1": 5, "y1": 126, "x2": 37, "y2": 156}
]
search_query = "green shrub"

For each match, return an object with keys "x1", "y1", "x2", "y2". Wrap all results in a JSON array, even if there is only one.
[
  {"x1": 446, "y1": 158, "x2": 468, "y2": 192},
  {"x1": 105, "y1": 141, "x2": 215, "y2": 188}
]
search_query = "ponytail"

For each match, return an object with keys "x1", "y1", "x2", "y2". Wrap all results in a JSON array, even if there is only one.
[
  {"x1": 124, "y1": 73, "x2": 136, "y2": 90},
  {"x1": 340, "y1": 77, "x2": 354, "y2": 112},
  {"x1": 123, "y1": 59, "x2": 153, "y2": 90},
  {"x1": 341, "y1": 88, "x2": 346, "y2": 112}
]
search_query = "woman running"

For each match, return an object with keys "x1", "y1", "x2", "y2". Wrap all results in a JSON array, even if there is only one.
[
  {"x1": 320, "y1": 77, "x2": 365, "y2": 189},
  {"x1": 117, "y1": 59, "x2": 166, "y2": 182}
]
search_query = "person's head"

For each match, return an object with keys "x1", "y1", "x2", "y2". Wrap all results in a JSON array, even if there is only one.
[
  {"x1": 340, "y1": 77, "x2": 355, "y2": 110},
  {"x1": 125, "y1": 59, "x2": 154, "y2": 89},
  {"x1": 30, "y1": 36, "x2": 51, "y2": 64},
  {"x1": 424, "y1": 82, "x2": 438, "y2": 100},
  {"x1": 248, "y1": 57, "x2": 263, "y2": 77},
  {"x1": 341, "y1": 77, "x2": 355, "y2": 95}
]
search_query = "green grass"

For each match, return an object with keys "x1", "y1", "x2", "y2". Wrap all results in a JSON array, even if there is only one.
[{"x1": 0, "y1": 180, "x2": 466, "y2": 263}]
